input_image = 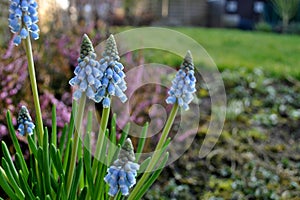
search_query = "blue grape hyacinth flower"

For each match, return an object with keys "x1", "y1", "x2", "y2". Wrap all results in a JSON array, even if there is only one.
[
  {"x1": 96, "y1": 34, "x2": 127, "y2": 108},
  {"x1": 166, "y1": 50, "x2": 196, "y2": 111},
  {"x1": 17, "y1": 105, "x2": 35, "y2": 136},
  {"x1": 104, "y1": 138, "x2": 140, "y2": 196},
  {"x1": 69, "y1": 34, "x2": 104, "y2": 102},
  {"x1": 8, "y1": 0, "x2": 40, "y2": 46}
]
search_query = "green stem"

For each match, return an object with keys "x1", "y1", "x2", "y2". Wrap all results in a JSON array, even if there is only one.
[
  {"x1": 66, "y1": 95, "x2": 86, "y2": 196},
  {"x1": 128, "y1": 103, "x2": 178, "y2": 200},
  {"x1": 24, "y1": 36, "x2": 44, "y2": 144},
  {"x1": 92, "y1": 106, "x2": 110, "y2": 182}
]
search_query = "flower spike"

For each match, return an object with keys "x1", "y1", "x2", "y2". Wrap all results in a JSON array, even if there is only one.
[
  {"x1": 8, "y1": 0, "x2": 40, "y2": 46},
  {"x1": 69, "y1": 34, "x2": 103, "y2": 102},
  {"x1": 17, "y1": 105, "x2": 35, "y2": 136},
  {"x1": 104, "y1": 138, "x2": 140, "y2": 196},
  {"x1": 166, "y1": 50, "x2": 196, "y2": 111},
  {"x1": 96, "y1": 34, "x2": 127, "y2": 107}
]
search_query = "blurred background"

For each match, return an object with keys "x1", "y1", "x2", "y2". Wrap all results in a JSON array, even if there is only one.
[{"x1": 1, "y1": 0, "x2": 300, "y2": 199}]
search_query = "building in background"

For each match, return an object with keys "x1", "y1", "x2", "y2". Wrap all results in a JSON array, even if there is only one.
[
  {"x1": 222, "y1": 0, "x2": 266, "y2": 29},
  {"x1": 3, "y1": 0, "x2": 298, "y2": 32},
  {"x1": 124, "y1": 0, "x2": 300, "y2": 31},
  {"x1": 123, "y1": 0, "x2": 265, "y2": 28}
]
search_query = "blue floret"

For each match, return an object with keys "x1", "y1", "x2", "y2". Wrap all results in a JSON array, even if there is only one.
[
  {"x1": 8, "y1": 0, "x2": 40, "y2": 45},
  {"x1": 166, "y1": 51, "x2": 196, "y2": 111}
]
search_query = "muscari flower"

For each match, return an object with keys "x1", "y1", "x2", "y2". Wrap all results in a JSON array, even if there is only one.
[
  {"x1": 166, "y1": 50, "x2": 196, "y2": 111},
  {"x1": 104, "y1": 138, "x2": 140, "y2": 196},
  {"x1": 8, "y1": 0, "x2": 40, "y2": 46},
  {"x1": 96, "y1": 34, "x2": 127, "y2": 108},
  {"x1": 69, "y1": 34, "x2": 103, "y2": 102},
  {"x1": 17, "y1": 105, "x2": 35, "y2": 136}
]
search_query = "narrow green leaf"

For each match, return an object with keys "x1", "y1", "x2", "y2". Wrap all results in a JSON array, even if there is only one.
[
  {"x1": 118, "y1": 123, "x2": 130, "y2": 146},
  {"x1": 78, "y1": 138, "x2": 85, "y2": 189},
  {"x1": 111, "y1": 113, "x2": 117, "y2": 134},
  {"x1": 43, "y1": 128, "x2": 51, "y2": 195},
  {"x1": 69, "y1": 159, "x2": 83, "y2": 200},
  {"x1": 6, "y1": 111, "x2": 29, "y2": 179},
  {"x1": 1, "y1": 159, "x2": 25, "y2": 199},
  {"x1": 78, "y1": 187, "x2": 87, "y2": 200},
  {"x1": 28, "y1": 134, "x2": 38, "y2": 157},
  {"x1": 84, "y1": 110, "x2": 93, "y2": 188},
  {"x1": 58, "y1": 124, "x2": 68, "y2": 154},
  {"x1": 37, "y1": 147, "x2": 46, "y2": 197},
  {"x1": 14, "y1": 153, "x2": 23, "y2": 172},
  {"x1": 50, "y1": 144, "x2": 64, "y2": 176},
  {"x1": 113, "y1": 123, "x2": 130, "y2": 162},
  {"x1": 78, "y1": 137, "x2": 83, "y2": 159},
  {"x1": 0, "y1": 167, "x2": 18, "y2": 200},
  {"x1": 115, "y1": 191, "x2": 122, "y2": 200},
  {"x1": 111, "y1": 144, "x2": 121, "y2": 164},
  {"x1": 19, "y1": 170, "x2": 35, "y2": 200},
  {"x1": 150, "y1": 137, "x2": 171, "y2": 172},
  {"x1": 51, "y1": 105, "x2": 57, "y2": 146},
  {"x1": 61, "y1": 101, "x2": 77, "y2": 159},
  {"x1": 83, "y1": 142, "x2": 93, "y2": 192},
  {"x1": 1, "y1": 142, "x2": 19, "y2": 183},
  {"x1": 67, "y1": 101, "x2": 77, "y2": 142},
  {"x1": 128, "y1": 139, "x2": 171, "y2": 200},
  {"x1": 127, "y1": 104, "x2": 178, "y2": 200},
  {"x1": 108, "y1": 126, "x2": 117, "y2": 165},
  {"x1": 93, "y1": 130, "x2": 109, "y2": 200},
  {"x1": 86, "y1": 110, "x2": 93, "y2": 135},
  {"x1": 28, "y1": 154, "x2": 40, "y2": 196},
  {"x1": 136, "y1": 122, "x2": 149, "y2": 162},
  {"x1": 92, "y1": 106, "x2": 110, "y2": 183},
  {"x1": 163, "y1": 137, "x2": 171, "y2": 148},
  {"x1": 92, "y1": 161, "x2": 101, "y2": 200},
  {"x1": 50, "y1": 174, "x2": 59, "y2": 192},
  {"x1": 56, "y1": 179, "x2": 66, "y2": 200},
  {"x1": 64, "y1": 139, "x2": 73, "y2": 184},
  {"x1": 135, "y1": 152, "x2": 169, "y2": 199},
  {"x1": 63, "y1": 135, "x2": 73, "y2": 171},
  {"x1": 94, "y1": 129, "x2": 109, "y2": 199},
  {"x1": 137, "y1": 157, "x2": 151, "y2": 174}
]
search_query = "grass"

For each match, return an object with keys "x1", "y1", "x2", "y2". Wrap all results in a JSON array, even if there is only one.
[
  {"x1": 175, "y1": 27, "x2": 300, "y2": 78},
  {"x1": 113, "y1": 27, "x2": 300, "y2": 78}
]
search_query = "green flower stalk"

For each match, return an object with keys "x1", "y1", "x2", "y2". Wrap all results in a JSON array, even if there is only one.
[
  {"x1": 128, "y1": 51, "x2": 196, "y2": 199},
  {"x1": 25, "y1": 36, "x2": 44, "y2": 144},
  {"x1": 8, "y1": 0, "x2": 43, "y2": 144},
  {"x1": 66, "y1": 34, "x2": 95, "y2": 196},
  {"x1": 92, "y1": 35, "x2": 127, "y2": 180}
]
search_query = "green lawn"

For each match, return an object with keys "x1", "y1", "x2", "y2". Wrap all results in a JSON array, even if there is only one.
[
  {"x1": 174, "y1": 27, "x2": 300, "y2": 78},
  {"x1": 114, "y1": 27, "x2": 300, "y2": 78}
]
